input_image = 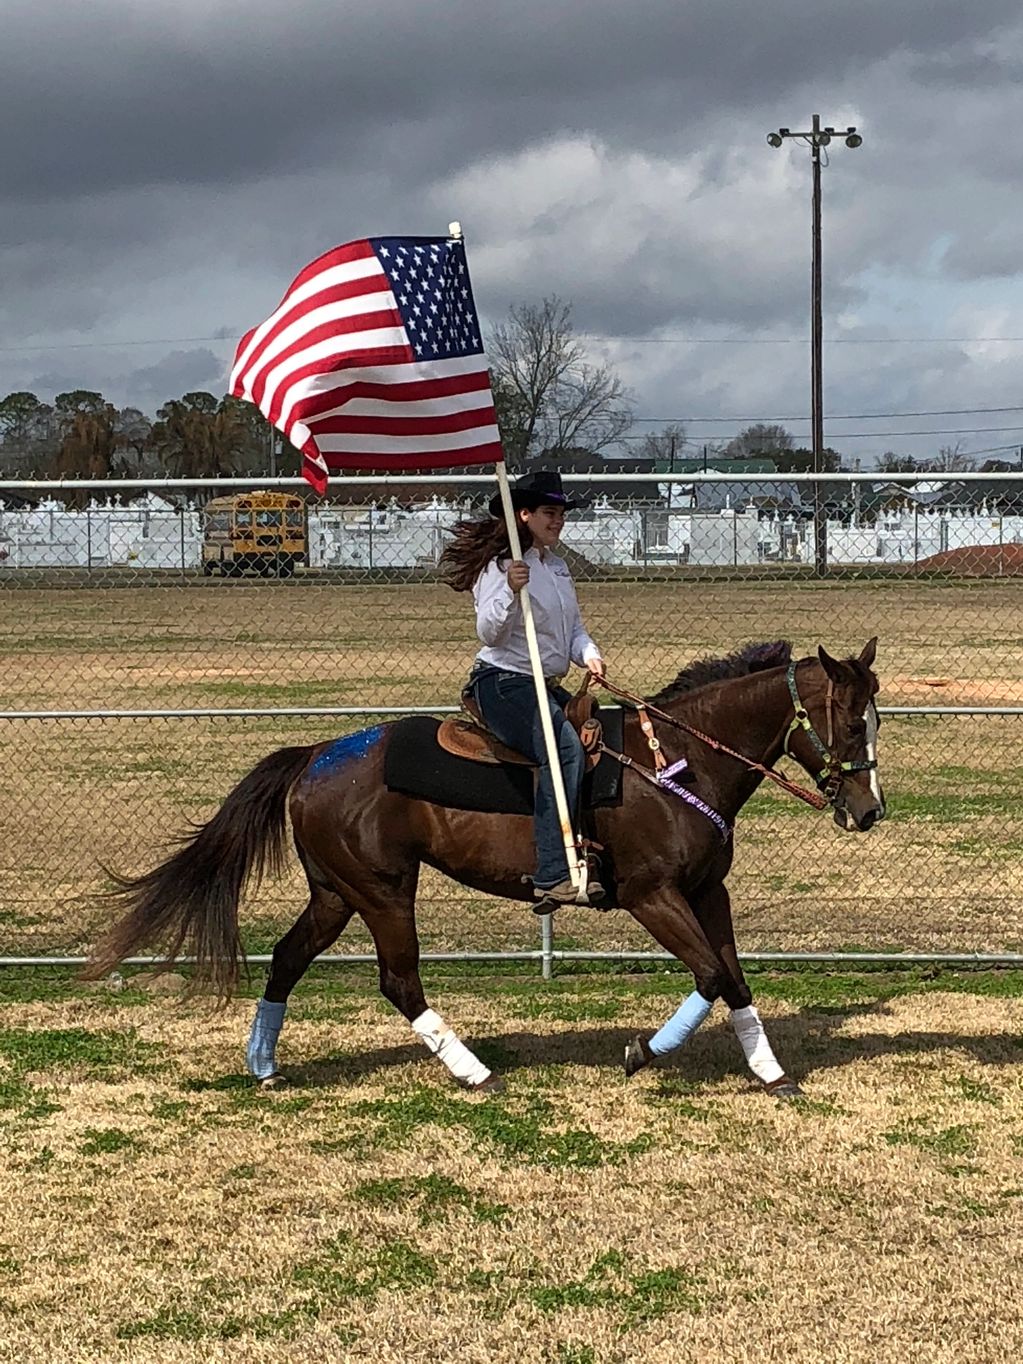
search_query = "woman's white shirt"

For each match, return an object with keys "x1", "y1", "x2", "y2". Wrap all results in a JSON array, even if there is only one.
[{"x1": 473, "y1": 548, "x2": 600, "y2": 677}]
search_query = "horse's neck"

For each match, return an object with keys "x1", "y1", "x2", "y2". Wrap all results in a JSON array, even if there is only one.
[{"x1": 671, "y1": 666, "x2": 792, "y2": 776}]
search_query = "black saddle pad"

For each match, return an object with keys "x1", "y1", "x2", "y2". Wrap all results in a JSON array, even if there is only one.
[{"x1": 384, "y1": 707, "x2": 624, "y2": 815}]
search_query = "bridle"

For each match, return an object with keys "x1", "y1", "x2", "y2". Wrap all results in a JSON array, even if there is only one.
[
  {"x1": 596, "y1": 663, "x2": 878, "y2": 817},
  {"x1": 783, "y1": 661, "x2": 879, "y2": 803},
  {"x1": 597, "y1": 673, "x2": 828, "y2": 812}
]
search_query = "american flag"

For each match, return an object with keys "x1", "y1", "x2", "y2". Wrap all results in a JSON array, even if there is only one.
[{"x1": 230, "y1": 236, "x2": 503, "y2": 493}]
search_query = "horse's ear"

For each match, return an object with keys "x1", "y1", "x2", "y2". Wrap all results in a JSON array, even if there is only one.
[
  {"x1": 858, "y1": 637, "x2": 878, "y2": 670},
  {"x1": 818, "y1": 645, "x2": 846, "y2": 683}
]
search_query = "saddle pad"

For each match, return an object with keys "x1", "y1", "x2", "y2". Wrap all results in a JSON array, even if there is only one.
[{"x1": 384, "y1": 708, "x2": 624, "y2": 815}]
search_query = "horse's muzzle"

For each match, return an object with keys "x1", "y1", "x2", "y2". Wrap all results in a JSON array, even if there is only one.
[{"x1": 833, "y1": 801, "x2": 885, "y2": 833}]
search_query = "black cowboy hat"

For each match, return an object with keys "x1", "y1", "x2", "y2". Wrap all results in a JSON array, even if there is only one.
[{"x1": 488, "y1": 470, "x2": 580, "y2": 517}]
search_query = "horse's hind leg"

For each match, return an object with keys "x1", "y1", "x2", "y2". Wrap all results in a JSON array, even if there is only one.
[
  {"x1": 246, "y1": 878, "x2": 354, "y2": 1086},
  {"x1": 358, "y1": 876, "x2": 500, "y2": 1094},
  {"x1": 696, "y1": 881, "x2": 801, "y2": 1099}
]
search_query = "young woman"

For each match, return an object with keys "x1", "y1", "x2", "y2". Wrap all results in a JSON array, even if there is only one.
[{"x1": 439, "y1": 471, "x2": 605, "y2": 911}]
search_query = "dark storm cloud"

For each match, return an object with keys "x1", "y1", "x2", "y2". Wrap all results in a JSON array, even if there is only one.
[
  {"x1": 1, "y1": 0, "x2": 1019, "y2": 203},
  {"x1": 122, "y1": 348, "x2": 226, "y2": 402}
]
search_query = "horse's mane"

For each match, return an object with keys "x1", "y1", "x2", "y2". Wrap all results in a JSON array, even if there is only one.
[{"x1": 647, "y1": 640, "x2": 793, "y2": 705}]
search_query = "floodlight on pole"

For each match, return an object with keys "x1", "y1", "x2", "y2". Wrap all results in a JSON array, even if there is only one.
[{"x1": 764, "y1": 113, "x2": 863, "y2": 576}]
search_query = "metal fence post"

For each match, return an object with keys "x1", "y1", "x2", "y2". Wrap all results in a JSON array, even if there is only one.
[{"x1": 541, "y1": 911, "x2": 553, "y2": 980}]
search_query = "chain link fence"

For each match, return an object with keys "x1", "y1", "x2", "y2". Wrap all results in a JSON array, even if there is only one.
[{"x1": 2, "y1": 472, "x2": 1022, "y2": 969}]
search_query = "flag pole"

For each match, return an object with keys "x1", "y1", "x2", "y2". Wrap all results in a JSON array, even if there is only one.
[{"x1": 446, "y1": 222, "x2": 584, "y2": 898}]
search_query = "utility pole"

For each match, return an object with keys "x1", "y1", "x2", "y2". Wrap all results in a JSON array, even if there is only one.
[{"x1": 767, "y1": 116, "x2": 862, "y2": 576}]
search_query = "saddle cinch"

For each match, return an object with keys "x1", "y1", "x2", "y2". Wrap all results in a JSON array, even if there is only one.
[{"x1": 437, "y1": 680, "x2": 603, "y2": 769}]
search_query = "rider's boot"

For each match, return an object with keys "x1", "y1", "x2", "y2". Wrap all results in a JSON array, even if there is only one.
[{"x1": 532, "y1": 872, "x2": 607, "y2": 915}]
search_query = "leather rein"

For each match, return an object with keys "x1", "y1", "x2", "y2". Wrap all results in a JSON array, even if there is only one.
[{"x1": 592, "y1": 671, "x2": 831, "y2": 813}]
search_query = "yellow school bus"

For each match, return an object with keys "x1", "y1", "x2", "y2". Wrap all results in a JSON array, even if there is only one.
[{"x1": 201, "y1": 491, "x2": 307, "y2": 577}]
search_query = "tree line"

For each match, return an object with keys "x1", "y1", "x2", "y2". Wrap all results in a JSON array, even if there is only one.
[{"x1": 2, "y1": 297, "x2": 1007, "y2": 487}]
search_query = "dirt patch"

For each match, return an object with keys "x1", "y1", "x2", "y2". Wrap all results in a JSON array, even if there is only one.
[
  {"x1": 916, "y1": 543, "x2": 1023, "y2": 575},
  {"x1": 888, "y1": 675, "x2": 1023, "y2": 704}
]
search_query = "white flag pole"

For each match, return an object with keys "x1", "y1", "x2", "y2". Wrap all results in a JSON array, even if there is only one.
[{"x1": 448, "y1": 221, "x2": 584, "y2": 897}]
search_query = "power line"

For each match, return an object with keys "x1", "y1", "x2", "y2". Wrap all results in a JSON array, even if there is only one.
[
  {"x1": 0, "y1": 334, "x2": 236, "y2": 354},
  {"x1": 620, "y1": 425, "x2": 1023, "y2": 441},
  {"x1": 583, "y1": 335, "x2": 1023, "y2": 345},
  {"x1": 629, "y1": 406, "x2": 1023, "y2": 423}
]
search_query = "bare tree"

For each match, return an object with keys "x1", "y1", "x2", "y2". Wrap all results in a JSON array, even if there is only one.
[
  {"x1": 639, "y1": 423, "x2": 687, "y2": 465},
  {"x1": 920, "y1": 442, "x2": 976, "y2": 474},
  {"x1": 876, "y1": 451, "x2": 919, "y2": 473},
  {"x1": 488, "y1": 296, "x2": 632, "y2": 468},
  {"x1": 724, "y1": 423, "x2": 795, "y2": 458}
]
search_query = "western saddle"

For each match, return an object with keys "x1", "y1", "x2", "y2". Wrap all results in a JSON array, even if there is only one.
[{"x1": 436, "y1": 680, "x2": 604, "y2": 769}]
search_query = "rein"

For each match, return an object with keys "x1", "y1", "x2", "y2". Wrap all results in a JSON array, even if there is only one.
[{"x1": 593, "y1": 673, "x2": 830, "y2": 812}]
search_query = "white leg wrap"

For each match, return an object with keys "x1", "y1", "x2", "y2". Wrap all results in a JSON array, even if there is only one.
[
  {"x1": 412, "y1": 1009, "x2": 491, "y2": 1088},
  {"x1": 731, "y1": 1005, "x2": 785, "y2": 1086}
]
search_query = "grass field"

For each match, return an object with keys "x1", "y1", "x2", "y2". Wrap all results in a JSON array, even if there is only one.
[
  {"x1": 1, "y1": 964, "x2": 1022, "y2": 1363},
  {"x1": 2, "y1": 576, "x2": 1023, "y2": 957}
]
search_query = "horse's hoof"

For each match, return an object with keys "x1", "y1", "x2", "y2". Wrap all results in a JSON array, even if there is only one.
[
  {"x1": 624, "y1": 1036, "x2": 653, "y2": 1078},
  {"x1": 257, "y1": 1071, "x2": 288, "y2": 1092},
  {"x1": 764, "y1": 1076, "x2": 803, "y2": 1100},
  {"x1": 472, "y1": 1074, "x2": 505, "y2": 1095}
]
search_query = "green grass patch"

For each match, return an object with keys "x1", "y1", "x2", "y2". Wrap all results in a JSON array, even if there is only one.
[
  {"x1": 352, "y1": 1173, "x2": 508, "y2": 1225},
  {"x1": 78, "y1": 1127, "x2": 144, "y2": 1157},
  {"x1": 531, "y1": 1250, "x2": 711, "y2": 1325},
  {"x1": 0, "y1": 1026, "x2": 163, "y2": 1079},
  {"x1": 349, "y1": 1085, "x2": 654, "y2": 1169},
  {"x1": 949, "y1": 1075, "x2": 1002, "y2": 1106},
  {"x1": 291, "y1": 1231, "x2": 435, "y2": 1305},
  {"x1": 882, "y1": 1118, "x2": 978, "y2": 1160},
  {"x1": 0, "y1": 1075, "x2": 61, "y2": 1121}
]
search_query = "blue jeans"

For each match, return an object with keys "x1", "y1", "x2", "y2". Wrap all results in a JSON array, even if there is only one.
[{"x1": 469, "y1": 666, "x2": 585, "y2": 890}]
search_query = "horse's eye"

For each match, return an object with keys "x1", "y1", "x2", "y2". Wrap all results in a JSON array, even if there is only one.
[{"x1": 848, "y1": 720, "x2": 866, "y2": 738}]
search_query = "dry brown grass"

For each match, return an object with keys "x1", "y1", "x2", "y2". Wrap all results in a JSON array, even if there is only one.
[
  {"x1": 1, "y1": 971, "x2": 1022, "y2": 1362},
  {"x1": 2, "y1": 578, "x2": 1023, "y2": 957}
]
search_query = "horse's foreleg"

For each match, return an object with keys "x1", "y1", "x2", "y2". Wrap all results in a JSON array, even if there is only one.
[
  {"x1": 362, "y1": 885, "x2": 499, "y2": 1093},
  {"x1": 246, "y1": 881, "x2": 354, "y2": 1085},
  {"x1": 623, "y1": 888, "x2": 736, "y2": 1076},
  {"x1": 695, "y1": 881, "x2": 801, "y2": 1099}
]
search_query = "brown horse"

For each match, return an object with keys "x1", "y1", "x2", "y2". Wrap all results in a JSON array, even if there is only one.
[{"x1": 85, "y1": 638, "x2": 884, "y2": 1097}]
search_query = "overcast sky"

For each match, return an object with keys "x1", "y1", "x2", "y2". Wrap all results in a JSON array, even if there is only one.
[{"x1": 3, "y1": 0, "x2": 1022, "y2": 465}]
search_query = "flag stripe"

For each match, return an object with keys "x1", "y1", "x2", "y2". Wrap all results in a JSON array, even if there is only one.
[
  {"x1": 284, "y1": 362, "x2": 495, "y2": 428},
  {"x1": 233, "y1": 278, "x2": 395, "y2": 396},
  {"x1": 314, "y1": 423, "x2": 500, "y2": 454},
  {"x1": 306, "y1": 441, "x2": 502, "y2": 471},
  {"x1": 247, "y1": 314, "x2": 410, "y2": 414},
  {"x1": 230, "y1": 235, "x2": 502, "y2": 489},
  {"x1": 258, "y1": 331, "x2": 412, "y2": 424},
  {"x1": 229, "y1": 249, "x2": 382, "y2": 387},
  {"x1": 313, "y1": 407, "x2": 497, "y2": 438}
]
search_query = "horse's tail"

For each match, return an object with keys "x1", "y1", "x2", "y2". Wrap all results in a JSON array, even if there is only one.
[{"x1": 82, "y1": 744, "x2": 316, "y2": 999}]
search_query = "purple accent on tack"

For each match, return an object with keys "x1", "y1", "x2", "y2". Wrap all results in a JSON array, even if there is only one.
[
  {"x1": 657, "y1": 759, "x2": 732, "y2": 842},
  {"x1": 309, "y1": 726, "x2": 384, "y2": 778},
  {"x1": 661, "y1": 757, "x2": 689, "y2": 781}
]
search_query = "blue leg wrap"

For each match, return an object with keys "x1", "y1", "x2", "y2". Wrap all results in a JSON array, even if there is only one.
[
  {"x1": 246, "y1": 998, "x2": 287, "y2": 1079},
  {"x1": 648, "y1": 989, "x2": 714, "y2": 1057}
]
